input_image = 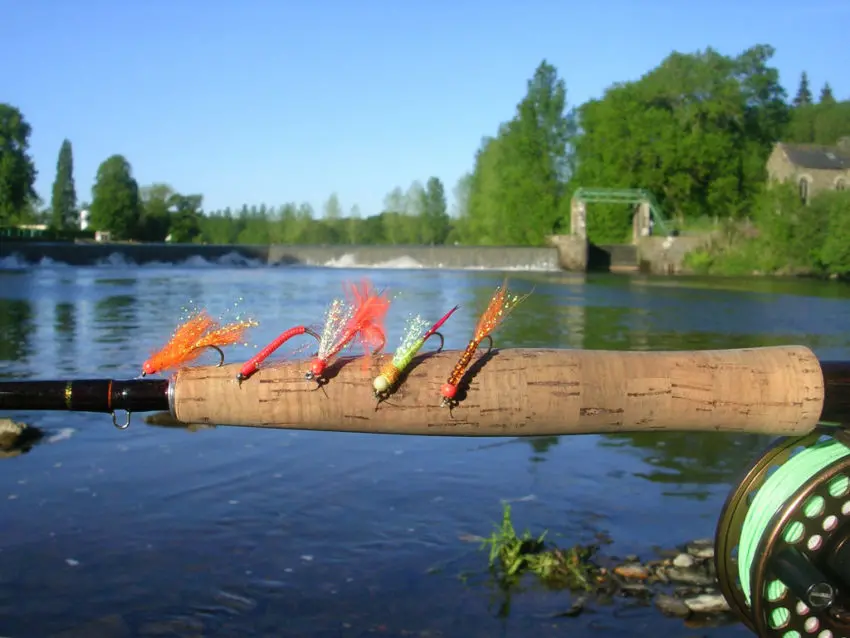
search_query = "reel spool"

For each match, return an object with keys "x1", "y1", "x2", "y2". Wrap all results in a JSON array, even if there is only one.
[{"x1": 716, "y1": 427, "x2": 850, "y2": 638}]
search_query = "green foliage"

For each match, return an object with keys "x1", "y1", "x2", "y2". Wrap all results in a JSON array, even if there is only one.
[
  {"x1": 419, "y1": 177, "x2": 450, "y2": 244},
  {"x1": 785, "y1": 100, "x2": 850, "y2": 145},
  {"x1": 168, "y1": 194, "x2": 203, "y2": 243},
  {"x1": 793, "y1": 71, "x2": 813, "y2": 107},
  {"x1": 89, "y1": 155, "x2": 141, "y2": 239},
  {"x1": 0, "y1": 104, "x2": 38, "y2": 225},
  {"x1": 687, "y1": 185, "x2": 850, "y2": 277},
  {"x1": 480, "y1": 502, "x2": 598, "y2": 591},
  {"x1": 50, "y1": 139, "x2": 77, "y2": 230},
  {"x1": 820, "y1": 83, "x2": 836, "y2": 106},
  {"x1": 572, "y1": 45, "x2": 790, "y2": 243},
  {"x1": 461, "y1": 61, "x2": 574, "y2": 246},
  {"x1": 138, "y1": 184, "x2": 175, "y2": 242}
]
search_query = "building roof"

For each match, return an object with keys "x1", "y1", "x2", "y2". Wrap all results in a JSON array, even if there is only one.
[{"x1": 779, "y1": 143, "x2": 850, "y2": 171}]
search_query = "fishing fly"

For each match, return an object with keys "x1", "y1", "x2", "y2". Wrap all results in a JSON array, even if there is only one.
[
  {"x1": 306, "y1": 280, "x2": 391, "y2": 385},
  {"x1": 373, "y1": 305, "x2": 459, "y2": 407},
  {"x1": 236, "y1": 325, "x2": 321, "y2": 385},
  {"x1": 141, "y1": 306, "x2": 258, "y2": 377},
  {"x1": 440, "y1": 280, "x2": 530, "y2": 409}
]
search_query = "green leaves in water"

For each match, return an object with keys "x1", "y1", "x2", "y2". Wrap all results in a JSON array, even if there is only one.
[{"x1": 480, "y1": 502, "x2": 599, "y2": 591}]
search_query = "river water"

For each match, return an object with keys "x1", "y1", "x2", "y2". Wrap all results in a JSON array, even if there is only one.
[{"x1": 2, "y1": 261, "x2": 850, "y2": 638}]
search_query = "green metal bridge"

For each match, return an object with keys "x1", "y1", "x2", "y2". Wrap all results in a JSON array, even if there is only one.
[{"x1": 571, "y1": 187, "x2": 675, "y2": 238}]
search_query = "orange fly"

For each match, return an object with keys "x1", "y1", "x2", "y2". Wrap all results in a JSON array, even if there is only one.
[
  {"x1": 305, "y1": 279, "x2": 391, "y2": 384},
  {"x1": 440, "y1": 279, "x2": 530, "y2": 408},
  {"x1": 141, "y1": 308, "x2": 259, "y2": 377}
]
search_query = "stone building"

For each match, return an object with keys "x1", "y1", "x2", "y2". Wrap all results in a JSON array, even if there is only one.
[{"x1": 766, "y1": 137, "x2": 850, "y2": 203}]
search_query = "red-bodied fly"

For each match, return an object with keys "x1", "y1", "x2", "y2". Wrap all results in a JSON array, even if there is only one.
[
  {"x1": 305, "y1": 279, "x2": 391, "y2": 384},
  {"x1": 236, "y1": 325, "x2": 321, "y2": 385}
]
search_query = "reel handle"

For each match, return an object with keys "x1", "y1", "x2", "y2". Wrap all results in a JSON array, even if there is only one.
[{"x1": 770, "y1": 547, "x2": 835, "y2": 610}]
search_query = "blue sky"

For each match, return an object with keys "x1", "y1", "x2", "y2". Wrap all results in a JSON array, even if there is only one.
[{"x1": 3, "y1": 0, "x2": 848, "y2": 218}]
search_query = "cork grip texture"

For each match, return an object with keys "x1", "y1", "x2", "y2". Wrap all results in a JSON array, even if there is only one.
[{"x1": 172, "y1": 346, "x2": 825, "y2": 436}]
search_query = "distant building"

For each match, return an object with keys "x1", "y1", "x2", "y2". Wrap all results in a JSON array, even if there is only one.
[
  {"x1": 79, "y1": 209, "x2": 90, "y2": 230},
  {"x1": 766, "y1": 137, "x2": 850, "y2": 204}
]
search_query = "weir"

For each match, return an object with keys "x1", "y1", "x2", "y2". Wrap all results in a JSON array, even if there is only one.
[{"x1": 0, "y1": 241, "x2": 561, "y2": 271}]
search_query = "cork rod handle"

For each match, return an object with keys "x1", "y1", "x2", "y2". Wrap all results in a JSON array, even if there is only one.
[{"x1": 171, "y1": 346, "x2": 825, "y2": 436}]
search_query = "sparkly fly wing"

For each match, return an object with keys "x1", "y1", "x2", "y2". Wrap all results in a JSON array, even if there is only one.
[
  {"x1": 317, "y1": 299, "x2": 353, "y2": 360},
  {"x1": 142, "y1": 311, "x2": 217, "y2": 374},
  {"x1": 473, "y1": 280, "x2": 530, "y2": 342},
  {"x1": 341, "y1": 280, "x2": 391, "y2": 369},
  {"x1": 193, "y1": 318, "x2": 258, "y2": 351}
]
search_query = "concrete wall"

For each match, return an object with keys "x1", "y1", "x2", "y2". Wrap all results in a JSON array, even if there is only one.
[
  {"x1": 544, "y1": 235, "x2": 588, "y2": 271},
  {"x1": 636, "y1": 235, "x2": 713, "y2": 275},
  {"x1": 0, "y1": 241, "x2": 561, "y2": 271}
]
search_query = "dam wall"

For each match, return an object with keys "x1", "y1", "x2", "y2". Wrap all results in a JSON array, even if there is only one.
[{"x1": 0, "y1": 241, "x2": 561, "y2": 271}]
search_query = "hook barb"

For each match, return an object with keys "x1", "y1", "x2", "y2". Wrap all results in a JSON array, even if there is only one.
[{"x1": 208, "y1": 345, "x2": 225, "y2": 367}]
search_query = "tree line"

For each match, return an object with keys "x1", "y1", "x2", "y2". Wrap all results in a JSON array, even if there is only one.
[{"x1": 1, "y1": 43, "x2": 849, "y2": 250}]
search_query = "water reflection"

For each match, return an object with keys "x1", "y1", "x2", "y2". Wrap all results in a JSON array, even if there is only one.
[
  {"x1": 582, "y1": 305, "x2": 633, "y2": 350},
  {"x1": 599, "y1": 432, "x2": 774, "y2": 494},
  {"x1": 0, "y1": 299, "x2": 34, "y2": 365},
  {"x1": 632, "y1": 274, "x2": 850, "y2": 300},
  {"x1": 94, "y1": 295, "x2": 139, "y2": 344},
  {"x1": 53, "y1": 302, "x2": 77, "y2": 372},
  {"x1": 526, "y1": 436, "x2": 560, "y2": 463}
]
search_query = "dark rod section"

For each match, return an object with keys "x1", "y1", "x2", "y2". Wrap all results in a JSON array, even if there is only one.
[
  {"x1": 769, "y1": 547, "x2": 835, "y2": 610},
  {"x1": 0, "y1": 379, "x2": 170, "y2": 414},
  {"x1": 822, "y1": 361, "x2": 850, "y2": 425}
]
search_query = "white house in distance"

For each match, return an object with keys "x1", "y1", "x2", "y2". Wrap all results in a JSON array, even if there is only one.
[{"x1": 79, "y1": 209, "x2": 90, "y2": 230}]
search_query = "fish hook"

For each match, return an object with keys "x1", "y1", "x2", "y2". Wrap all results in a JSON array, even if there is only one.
[
  {"x1": 424, "y1": 331, "x2": 445, "y2": 354},
  {"x1": 480, "y1": 335, "x2": 494, "y2": 356},
  {"x1": 207, "y1": 345, "x2": 225, "y2": 367}
]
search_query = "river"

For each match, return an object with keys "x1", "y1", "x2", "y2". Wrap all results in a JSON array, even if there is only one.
[{"x1": 2, "y1": 261, "x2": 850, "y2": 638}]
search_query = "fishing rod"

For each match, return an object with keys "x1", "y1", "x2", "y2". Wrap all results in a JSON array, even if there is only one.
[
  {"x1": 0, "y1": 345, "x2": 844, "y2": 435},
  {"x1": 4, "y1": 344, "x2": 850, "y2": 638}
]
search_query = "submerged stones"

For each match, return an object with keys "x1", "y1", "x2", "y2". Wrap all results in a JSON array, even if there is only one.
[
  {"x1": 602, "y1": 539, "x2": 734, "y2": 625},
  {"x1": 0, "y1": 418, "x2": 43, "y2": 457},
  {"x1": 508, "y1": 538, "x2": 736, "y2": 626}
]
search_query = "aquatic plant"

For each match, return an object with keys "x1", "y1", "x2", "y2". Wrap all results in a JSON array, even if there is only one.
[{"x1": 480, "y1": 502, "x2": 598, "y2": 591}]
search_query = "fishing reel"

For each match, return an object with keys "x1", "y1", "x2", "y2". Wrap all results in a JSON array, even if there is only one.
[{"x1": 716, "y1": 426, "x2": 850, "y2": 638}]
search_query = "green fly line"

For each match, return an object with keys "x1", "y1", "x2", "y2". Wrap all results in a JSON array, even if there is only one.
[{"x1": 738, "y1": 437, "x2": 850, "y2": 636}]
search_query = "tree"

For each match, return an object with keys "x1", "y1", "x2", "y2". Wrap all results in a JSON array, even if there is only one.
[
  {"x1": 462, "y1": 60, "x2": 573, "y2": 246},
  {"x1": 50, "y1": 139, "x2": 77, "y2": 230},
  {"x1": 89, "y1": 155, "x2": 141, "y2": 239},
  {"x1": 793, "y1": 71, "x2": 813, "y2": 107},
  {"x1": 419, "y1": 176, "x2": 450, "y2": 244},
  {"x1": 381, "y1": 187, "x2": 408, "y2": 244},
  {"x1": 787, "y1": 99, "x2": 850, "y2": 145},
  {"x1": 819, "y1": 83, "x2": 836, "y2": 105},
  {"x1": 570, "y1": 45, "x2": 789, "y2": 242},
  {"x1": 452, "y1": 173, "x2": 472, "y2": 219},
  {"x1": 138, "y1": 183, "x2": 174, "y2": 241},
  {"x1": 347, "y1": 204, "x2": 361, "y2": 244},
  {"x1": 324, "y1": 193, "x2": 343, "y2": 220},
  {"x1": 0, "y1": 104, "x2": 38, "y2": 225},
  {"x1": 168, "y1": 194, "x2": 203, "y2": 243}
]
